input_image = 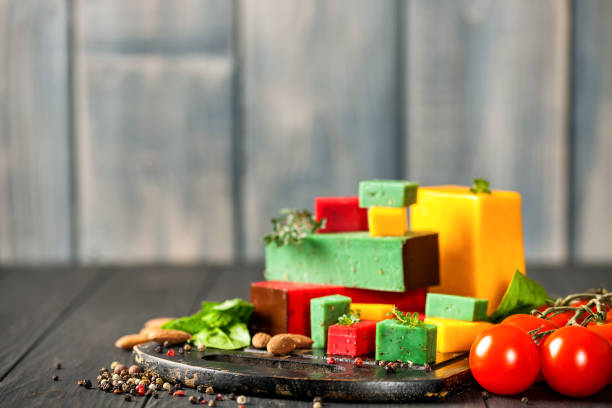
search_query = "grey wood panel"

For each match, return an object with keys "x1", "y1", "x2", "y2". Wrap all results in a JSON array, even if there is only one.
[
  {"x1": 76, "y1": 1, "x2": 235, "y2": 264},
  {"x1": 406, "y1": 0, "x2": 570, "y2": 263},
  {"x1": 242, "y1": 0, "x2": 399, "y2": 261},
  {"x1": 0, "y1": 0, "x2": 72, "y2": 262},
  {"x1": 573, "y1": 0, "x2": 612, "y2": 263}
]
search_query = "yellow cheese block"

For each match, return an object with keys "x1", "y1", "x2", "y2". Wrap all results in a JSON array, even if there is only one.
[
  {"x1": 410, "y1": 186, "x2": 525, "y2": 314},
  {"x1": 351, "y1": 303, "x2": 394, "y2": 321},
  {"x1": 368, "y1": 207, "x2": 408, "y2": 237},
  {"x1": 425, "y1": 316, "x2": 493, "y2": 353}
]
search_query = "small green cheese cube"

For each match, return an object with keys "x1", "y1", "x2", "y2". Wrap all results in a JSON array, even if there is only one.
[
  {"x1": 358, "y1": 180, "x2": 419, "y2": 208},
  {"x1": 425, "y1": 293, "x2": 488, "y2": 321},
  {"x1": 375, "y1": 319, "x2": 437, "y2": 365},
  {"x1": 310, "y1": 295, "x2": 351, "y2": 348}
]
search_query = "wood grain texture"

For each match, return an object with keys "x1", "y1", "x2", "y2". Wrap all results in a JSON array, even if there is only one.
[
  {"x1": 405, "y1": 0, "x2": 570, "y2": 263},
  {"x1": 573, "y1": 0, "x2": 612, "y2": 263},
  {"x1": 0, "y1": 0, "x2": 72, "y2": 262},
  {"x1": 0, "y1": 267, "x2": 206, "y2": 407},
  {"x1": 75, "y1": 1, "x2": 234, "y2": 264},
  {"x1": 242, "y1": 0, "x2": 399, "y2": 261}
]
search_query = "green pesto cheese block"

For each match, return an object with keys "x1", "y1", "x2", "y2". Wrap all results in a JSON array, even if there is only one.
[
  {"x1": 425, "y1": 293, "x2": 488, "y2": 321},
  {"x1": 310, "y1": 295, "x2": 351, "y2": 348},
  {"x1": 358, "y1": 180, "x2": 419, "y2": 208},
  {"x1": 375, "y1": 319, "x2": 437, "y2": 365},
  {"x1": 264, "y1": 232, "x2": 439, "y2": 292}
]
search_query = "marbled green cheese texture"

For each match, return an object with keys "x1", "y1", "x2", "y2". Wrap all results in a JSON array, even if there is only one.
[
  {"x1": 375, "y1": 319, "x2": 437, "y2": 365},
  {"x1": 358, "y1": 180, "x2": 419, "y2": 208},
  {"x1": 310, "y1": 295, "x2": 351, "y2": 348},
  {"x1": 264, "y1": 232, "x2": 439, "y2": 292},
  {"x1": 425, "y1": 293, "x2": 488, "y2": 321}
]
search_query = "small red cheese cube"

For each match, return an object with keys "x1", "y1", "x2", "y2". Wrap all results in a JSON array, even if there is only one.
[
  {"x1": 315, "y1": 197, "x2": 368, "y2": 233},
  {"x1": 327, "y1": 320, "x2": 377, "y2": 357}
]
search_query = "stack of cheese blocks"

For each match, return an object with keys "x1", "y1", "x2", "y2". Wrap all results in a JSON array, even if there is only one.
[{"x1": 249, "y1": 180, "x2": 525, "y2": 365}]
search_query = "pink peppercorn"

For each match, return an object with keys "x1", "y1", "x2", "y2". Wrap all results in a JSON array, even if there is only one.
[
  {"x1": 327, "y1": 357, "x2": 335, "y2": 364},
  {"x1": 167, "y1": 349, "x2": 175, "y2": 357},
  {"x1": 354, "y1": 357, "x2": 363, "y2": 367},
  {"x1": 173, "y1": 390, "x2": 185, "y2": 397}
]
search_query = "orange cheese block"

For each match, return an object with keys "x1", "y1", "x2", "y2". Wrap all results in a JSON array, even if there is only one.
[
  {"x1": 351, "y1": 303, "x2": 394, "y2": 321},
  {"x1": 410, "y1": 185, "x2": 525, "y2": 314},
  {"x1": 424, "y1": 316, "x2": 493, "y2": 353},
  {"x1": 368, "y1": 207, "x2": 408, "y2": 237}
]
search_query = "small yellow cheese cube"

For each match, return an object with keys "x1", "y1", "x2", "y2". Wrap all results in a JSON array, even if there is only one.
[
  {"x1": 368, "y1": 207, "x2": 408, "y2": 237},
  {"x1": 351, "y1": 303, "x2": 394, "y2": 321},
  {"x1": 424, "y1": 316, "x2": 493, "y2": 353}
]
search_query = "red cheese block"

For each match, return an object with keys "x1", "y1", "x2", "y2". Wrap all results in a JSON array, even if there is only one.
[
  {"x1": 250, "y1": 281, "x2": 343, "y2": 335},
  {"x1": 340, "y1": 287, "x2": 426, "y2": 312},
  {"x1": 314, "y1": 196, "x2": 368, "y2": 233},
  {"x1": 327, "y1": 320, "x2": 377, "y2": 357}
]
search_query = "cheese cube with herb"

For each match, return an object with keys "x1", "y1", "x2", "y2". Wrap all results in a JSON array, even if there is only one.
[
  {"x1": 424, "y1": 316, "x2": 493, "y2": 353},
  {"x1": 310, "y1": 295, "x2": 351, "y2": 348},
  {"x1": 375, "y1": 318, "x2": 437, "y2": 365},
  {"x1": 410, "y1": 183, "x2": 525, "y2": 314},
  {"x1": 327, "y1": 320, "x2": 377, "y2": 357},
  {"x1": 368, "y1": 207, "x2": 408, "y2": 237}
]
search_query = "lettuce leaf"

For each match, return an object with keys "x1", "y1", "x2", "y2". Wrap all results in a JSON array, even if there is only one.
[{"x1": 487, "y1": 270, "x2": 548, "y2": 323}]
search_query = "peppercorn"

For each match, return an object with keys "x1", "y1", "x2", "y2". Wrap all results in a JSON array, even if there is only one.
[
  {"x1": 228, "y1": 392, "x2": 236, "y2": 400},
  {"x1": 521, "y1": 397, "x2": 529, "y2": 405},
  {"x1": 326, "y1": 357, "x2": 335, "y2": 364},
  {"x1": 55, "y1": 362, "x2": 62, "y2": 369},
  {"x1": 197, "y1": 344, "x2": 206, "y2": 352},
  {"x1": 51, "y1": 375, "x2": 58, "y2": 382},
  {"x1": 83, "y1": 379, "x2": 92, "y2": 389},
  {"x1": 215, "y1": 393, "x2": 223, "y2": 401},
  {"x1": 197, "y1": 384, "x2": 206, "y2": 393},
  {"x1": 99, "y1": 367, "x2": 108, "y2": 375},
  {"x1": 313, "y1": 403, "x2": 322, "y2": 408},
  {"x1": 237, "y1": 395, "x2": 247, "y2": 404},
  {"x1": 173, "y1": 390, "x2": 185, "y2": 397},
  {"x1": 174, "y1": 383, "x2": 182, "y2": 391},
  {"x1": 189, "y1": 395, "x2": 198, "y2": 404},
  {"x1": 77, "y1": 379, "x2": 84, "y2": 386},
  {"x1": 166, "y1": 349, "x2": 175, "y2": 357},
  {"x1": 178, "y1": 347, "x2": 184, "y2": 354},
  {"x1": 113, "y1": 388, "x2": 121, "y2": 394},
  {"x1": 354, "y1": 357, "x2": 363, "y2": 367},
  {"x1": 163, "y1": 382, "x2": 171, "y2": 391},
  {"x1": 124, "y1": 394, "x2": 131, "y2": 401},
  {"x1": 384, "y1": 364, "x2": 396, "y2": 374},
  {"x1": 184, "y1": 344, "x2": 192, "y2": 352},
  {"x1": 153, "y1": 392, "x2": 159, "y2": 399},
  {"x1": 313, "y1": 396, "x2": 323, "y2": 403},
  {"x1": 423, "y1": 363, "x2": 431, "y2": 372},
  {"x1": 110, "y1": 361, "x2": 120, "y2": 370},
  {"x1": 208, "y1": 400, "x2": 216, "y2": 407},
  {"x1": 154, "y1": 345, "x2": 162, "y2": 353},
  {"x1": 378, "y1": 360, "x2": 387, "y2": 366},
  {"x1": 205, "y1": 386, "x2": 214, "y2": 395},
  {"x1": 481, "y1": 391, "x2": 489, "y2": 399},
  {"x1": 163, "y1": 340, "x2": 170, "y2": 348}
]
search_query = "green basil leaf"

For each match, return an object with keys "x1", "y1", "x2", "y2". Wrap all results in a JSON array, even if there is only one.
[
  {"x1": 160, "y1": 311, "x2": 207, "y2": 334},
  {"x1": 227, "y1": 323, "x2": 251, "y2": 349},
  {"x1": 487, "y1": 270, "x2": 548, "y2": 323}
]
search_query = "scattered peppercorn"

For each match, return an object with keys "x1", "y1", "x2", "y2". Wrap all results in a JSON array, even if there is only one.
[
  {"x1": 163, "y1": 382, "x2": 171, "y2": 391},
  {"x1": 163, "y1": 340, "x2": 170, "y2": 348},
  {"x1": 238, "y1": 406, "x2": 245, "y2": 408},
  {"x1": 178, "y1": 347, "x2": 184, "y2": 354},
  {"x1": 114, "y1": 364, "x2": 126, "y2": 375},
  {"x1": 128, "y1": 365, "x2": 142, "y2": 375},
  {"x1": 236, "y1": 395, "x2": 247, "y2": 404},
  {"x1": 521, "y1": 397, "x2": 529, "y2": 404},
  {"x1": 189, "y1": 395, "x2": 198, "y2": 404},
  {"x1": 154, "y1": 345, "x2": 162, "y2": 353},
  {"x1": 77, "y1": 379, "x2": 84, "y2": 386},
  {"x1": 208, "y1": 400, "x2": 216, "y2": 407},
  {"x1": 313, "y1": 396, "x2": 323, "y2": 403},
  {"x1": 197, "y1": 344, "x2": 206, "y2": 352},
  {"x1": 205, "y1": 386, "x2": 214, "y2": 395},
  {"x1": 313, "y1": 402, "x2": 322, "y2": 408},
  {"x1": 110, "y1": 361, "x2": 120, "y2": 370},
  {"x1": 215, "y1": 393, "x2": 223, "y2": 401},
  {"x1": 481, "y1": 391, "x2": 489, "y2": 399},
  {"x1": 152, "y1": 392, "x2": 159, "y2": 399},
  {"x1": 124, "y1": 394, "x2": 131, "y2": 401},
  {"x1": 228, "y1": 392, "x2": 236, "y2": 400},
  {"x1": 378, "y1": 360, "x2": 387, "y2": 366},
  {"x1": 55, "y1": 363, "x2": 62, "y2": 369},
  {"x1": 113, "y1": 389, "x2": 121, "y2": 394},
  {"x1": 52, "y1": 375, "x2": 59, "y2": 382},
  {"x1": 174, "y1": 383, "x2": 182, "y2": 391},
  {"x1": 384, "y1": 364, "x2": 396, "y2": 374},
  {"x1": 354, "y1": 357, "x2": 363, "y2": 367},
  {"x1": 167, "y1": 349, "x2": 175, "y2": 357},
  {"x1": 423, "y1": 363, "x2": 431, "y2": 372},
  {"x1": 197, "y1": 384, "x2": 206, "y2": 393},
  {"x1": 326, "y1": 357, "x2": 335, "y2": 364},
  {"x1": 184, "y1": 344, "x2": 192, "y2": 352},
  {"x1": 83, "y1": 379, "x2": 92, "y2": 389}
]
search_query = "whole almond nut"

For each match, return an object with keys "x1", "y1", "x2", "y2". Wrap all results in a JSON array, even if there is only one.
[
  {"x1": 267, "y1": 334, "x2": 296, "y2": 355},
  {"x1": 144, "y1": 317, "x2": 175, "y2": 328},
  {"x1": 286, "y1": 334, "x2": 314, "y2": 349},
  {"x1": 252, "y1": 332, "x2": 272, "y2": 349},
  {"x1": 147, "y1": 329, "x2": 191, "y2": 345},
  {"x1": 115, "y1": 333, "x2": 149, "y2": 350}
]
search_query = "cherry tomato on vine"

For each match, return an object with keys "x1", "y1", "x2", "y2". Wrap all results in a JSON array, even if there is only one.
[
  {"x1": 469, "y1": 324, "x2": 540, "y2": 395},
  {"x1": 587, "y1": 323, "x2": 612, "y2": 345},
  {"x1": 536, "y1": 305, "x2": 573, "y2": 327},
  {"x1": 501, "y1": 314, "x2": 559, "y2": 344},
  {"x1": 540, "y1": 326, "x2": 612, "y2": 397}
]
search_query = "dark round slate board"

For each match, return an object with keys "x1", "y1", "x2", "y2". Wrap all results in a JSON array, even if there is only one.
[{"x1": 133, "y1": 342, "x2": 473, "y2": 402}]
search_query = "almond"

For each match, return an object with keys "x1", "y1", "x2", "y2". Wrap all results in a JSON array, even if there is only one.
[
  {"x1": 147, "y1": 329, "x2": 191, "y2": 345},
  {"x1": 286, "y1": 334, "x2": 314, "y2": 349},
  {"x1": 252, "y1": 332, "x2": 272, "y2": 349},
  {"x1": 266, "y1": 334, "x2": 297, "y2": 355},
  {"x1": 144, "y1": 317, "x2": 175, "y2": 328},
  {"x1": 115, "y1": 333, "x2": 149, "y2": 350}
]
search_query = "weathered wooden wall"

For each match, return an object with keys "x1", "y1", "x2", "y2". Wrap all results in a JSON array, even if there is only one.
[{"x1": 0, "y1": 0, "x2": 610, "y2": 265}]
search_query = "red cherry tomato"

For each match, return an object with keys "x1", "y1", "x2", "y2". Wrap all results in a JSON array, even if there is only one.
[
  {"x1": 469, "y1": 325, "x2": 540, "y2": 395},
  {"x1": 536, "y1": 305, "x2": 574, "y2": 327},
  {"x1": 587, "y1": 323, "x2": 612, "y2": 344},
  {"x1": 501, "y1": 314, "x2": 558, "y2": 344},
  {"x1": 540, "y1": 326, "x2": 612, "y2": 397}
]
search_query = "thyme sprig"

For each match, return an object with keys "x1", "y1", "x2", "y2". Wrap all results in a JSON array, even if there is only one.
[
  {"x1": 338, "y1": 309, "x2": 361, "y2": 326},
  {"x1": 388, "y1": 306, "x2": 423, "y2": 328},
  {"x1": 263, "y1": 209, "x2": 325, "y2": 247},
  {"x1": 470, "y1": 178, "x2": 492, "y2": 194}
]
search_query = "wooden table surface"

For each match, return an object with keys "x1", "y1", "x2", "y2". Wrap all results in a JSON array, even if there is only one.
[{"x1": 0, "y1": 265, "x2": 611, "y2": 407}]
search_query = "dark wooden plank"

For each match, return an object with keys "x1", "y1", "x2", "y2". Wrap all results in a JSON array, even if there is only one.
[
  {"x1": 405, "y1": 0, "x2": 570, "y2": 264},
  {"x1": 0, "y1": 267, "x2": 95, "y2": 380},
  {"x1": 242, "y1": 0, "x2": 399, "y2": 261},
  {"x1": 573, "y1": 0, "x2": 612, "y2": 263},
  {"x1": 485, "y1": 383, "x2": 612, "y2": 407},
  {"x1": 75, "y1": 1, "x2": 235, "y2": 264},
  {"x1": 0, "y1": 267, "x2": 208, "y2": 407},
  {"x1": 0, "y1": 0, "x2": 72, "y2": 262}
]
